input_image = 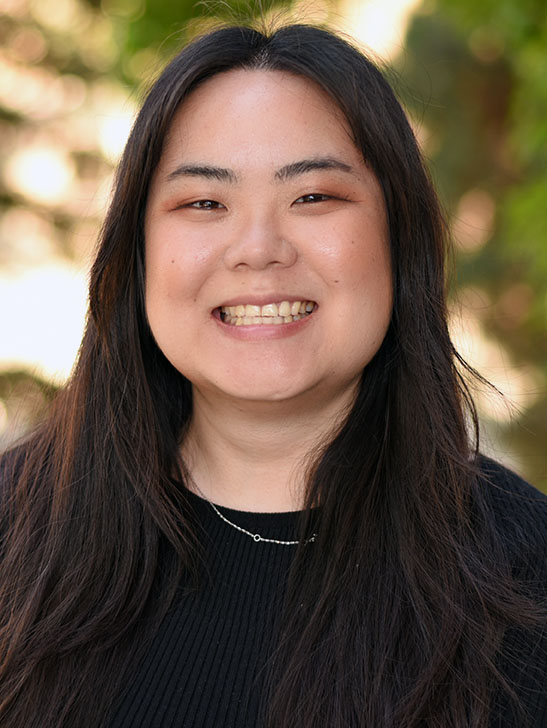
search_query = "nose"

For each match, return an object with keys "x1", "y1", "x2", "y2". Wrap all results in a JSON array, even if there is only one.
[{"x1": 223, "y1": 212, "x2": 297, "y2": 271}]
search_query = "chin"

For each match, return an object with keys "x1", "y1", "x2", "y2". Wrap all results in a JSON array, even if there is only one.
[{"x1": 213, "y1": 381, "x2": 310, "y2": 404}]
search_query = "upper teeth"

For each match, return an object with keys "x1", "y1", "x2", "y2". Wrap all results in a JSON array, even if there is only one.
[{"x1": 220, "y1": 300, "x2": 315, "y2": 325}]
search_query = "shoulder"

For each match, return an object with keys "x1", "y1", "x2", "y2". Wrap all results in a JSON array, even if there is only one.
[
  {"x1": 476, "y1": 454, "x2": 547, "y2": 503},
  {"x1": 474, "y1": 459, "x2": 547, "y2": 725},
  {"x1": 473, "y1": 455, "x2": 547, "y2": 582},
  {"x1": 475, "y1": 455, "x2": 547, "y2": 536}
]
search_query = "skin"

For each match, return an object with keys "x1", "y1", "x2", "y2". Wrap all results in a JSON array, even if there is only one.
[{"x1": 145, "y1": 69, "x2": 392, "y2": 510}]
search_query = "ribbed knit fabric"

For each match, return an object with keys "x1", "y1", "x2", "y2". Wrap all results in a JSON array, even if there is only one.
[
  {"x1": 107, "y1": 458, "x2": 547, "y2": 728},
  {"x1": 108, "y1": 490, "x2": 300, "y2": 728}
]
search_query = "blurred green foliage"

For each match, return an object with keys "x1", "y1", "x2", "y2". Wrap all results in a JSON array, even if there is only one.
[{"x1": 397, "y1": 0, "x2": 547, "y2": 488}]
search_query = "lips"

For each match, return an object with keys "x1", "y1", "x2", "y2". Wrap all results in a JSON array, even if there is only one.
[{"x1": 218, "y1": 299, "x2": 316, "y2": 326}]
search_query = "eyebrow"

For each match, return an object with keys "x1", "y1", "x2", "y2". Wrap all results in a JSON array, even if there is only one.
[
  {"x1": 274, "y1": 156, "x2": 354, "y2": 181},
  {"x1": 165, "y1": 156, "x2": 355, "y2": 185},
  {"x1": 166, "y1": 164, "x2": 237, "y2": 183}
]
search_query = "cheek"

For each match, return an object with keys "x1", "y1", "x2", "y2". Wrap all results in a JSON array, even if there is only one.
[
  {"x1": 328, "y1": 234, "x2": 393, "y2": 357},
  {"x1": 329, "y1": 234, "x2": 392, "y2": 296},
  {"x1": 350, "y1": 210, "x2": 391, "y2": 292},
  {"x1": 314, "y1": 204, "x2": 390, "y2": 277},
  {"x1": 144, "y1": 224, "x2": 213, "y2": 307},
  {"x1": 145, "y1": 254, "x2": 178, "y2": 317}
]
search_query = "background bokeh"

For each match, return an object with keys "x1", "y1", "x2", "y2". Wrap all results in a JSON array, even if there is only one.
[{"x1": 0, "y1": 0, "x2": 545, "y2": 489}]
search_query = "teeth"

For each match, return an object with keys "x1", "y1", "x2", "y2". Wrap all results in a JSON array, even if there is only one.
[
  {"x1": 278, "y1": 301, "x2": 291, "y2": 317},
  {"x1": 261, "y1": 303, "x2": 278, "y2": 317},
  {"x1": 220, "y1": 299, "x2": 315, "y2": 326}
]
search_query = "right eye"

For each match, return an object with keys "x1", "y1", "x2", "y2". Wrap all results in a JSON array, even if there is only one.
[{"x1": 187, "y1": 199, "x2": 224, "y2": 210}]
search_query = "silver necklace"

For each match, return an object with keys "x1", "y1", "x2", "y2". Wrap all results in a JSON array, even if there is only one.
[{"x1": 192, "y1": 481, "x2": 316, "y2": 546}]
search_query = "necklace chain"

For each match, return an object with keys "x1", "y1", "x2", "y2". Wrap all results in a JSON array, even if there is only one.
[{"x1": 191, "y1": 481, "x2": 316, "y2": 546}]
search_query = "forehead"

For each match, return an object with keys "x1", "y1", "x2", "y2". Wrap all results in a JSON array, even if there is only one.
[{"x1": 157, "y1": 68, "x2": 360, "y2": 171}]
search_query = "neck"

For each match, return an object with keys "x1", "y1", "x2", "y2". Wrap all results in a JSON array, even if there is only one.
[{"x1": 180, "y1": 387, "x2": 355, "y2": 512}]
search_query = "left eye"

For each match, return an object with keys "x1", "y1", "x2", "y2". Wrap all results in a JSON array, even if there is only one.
[{"x1": 294, "y1": 193, "x2": 331, "y2": 204}]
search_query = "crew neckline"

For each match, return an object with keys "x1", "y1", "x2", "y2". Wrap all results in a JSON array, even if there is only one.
[
  {"x1": 183, "y1": 483, "x2": 306, "y2": 515},
  {"x1": 181, "y1": 484, "x2": 314, "y2": 542}
]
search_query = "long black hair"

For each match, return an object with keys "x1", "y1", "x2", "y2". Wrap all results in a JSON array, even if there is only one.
[{"x1": 0, "y1": 23, "x2": 541, "y2": 727}]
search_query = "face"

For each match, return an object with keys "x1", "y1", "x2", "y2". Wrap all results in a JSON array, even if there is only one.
[{"x1": 145, "y1": 69, "x2": 392, "y2": 410}]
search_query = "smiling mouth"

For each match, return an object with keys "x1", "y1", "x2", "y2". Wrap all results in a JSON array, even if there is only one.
[{"x1": 219, "y1": 300, "x2": 316, "y2": 326}]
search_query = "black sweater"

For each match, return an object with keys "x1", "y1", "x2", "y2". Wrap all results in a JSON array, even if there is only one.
[{"x1": 108, "y1": 458, "x2": 547, "y2": 727}]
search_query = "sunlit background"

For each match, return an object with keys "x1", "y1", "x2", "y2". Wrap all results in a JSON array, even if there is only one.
[{"x1": 1, "y1": 0, "x2": 546, "y2": 488}]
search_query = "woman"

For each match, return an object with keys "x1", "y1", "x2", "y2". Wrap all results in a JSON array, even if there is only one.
[{"x1": 0, "y1": 22, "x2": 545, "y2": 728}]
